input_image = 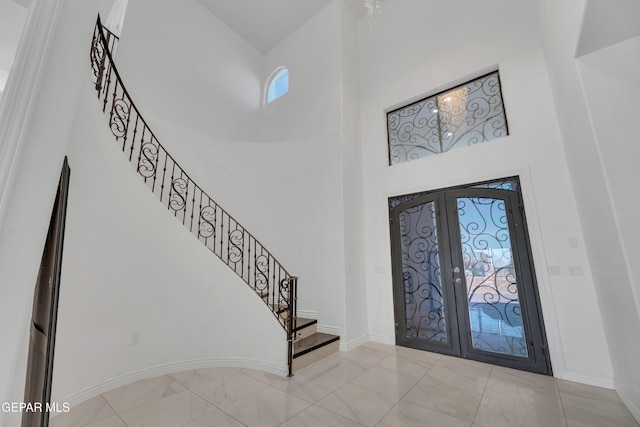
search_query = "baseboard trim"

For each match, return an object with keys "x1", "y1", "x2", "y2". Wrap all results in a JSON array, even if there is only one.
[
  {"x1": 368, "y1": 334, "x2": 395, "y2": 345},
  {"x1": 614, "y1": 378, "x2": 640, "y2": 424},
  {"x1": 343, "y1": 334, "x2": 369, "y2": 351},
  {"x1": 297, "y1": 310, "x2": 318, "y2": 320},
  {"x1": 562, "y1": 370, "x2": 614, "y2": 389},
  {"x1": 54, "y1": 357, "x2": 287, "y2": 409},
  {"x1": 317, "y1": 325, "x2": 340, "y2": 335}
]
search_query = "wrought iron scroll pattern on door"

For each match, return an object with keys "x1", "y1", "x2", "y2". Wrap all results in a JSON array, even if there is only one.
[
  {"x1": 457, "y1": 196, "x2": 527, "y2": 357},
  {"x1": 399, "y1": 201, "x2": 448, "y2": 343},
  {"x1": 390, "y1": 178, "x2": 551, "y2": 375}
]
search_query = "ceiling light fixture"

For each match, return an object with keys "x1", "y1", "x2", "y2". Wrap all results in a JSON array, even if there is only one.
[{"x1": 364, "y1": 0, "x2": 382, "y2": 30}]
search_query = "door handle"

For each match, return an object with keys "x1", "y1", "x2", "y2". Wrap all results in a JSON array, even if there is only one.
[{"x1": 454, "y1": 278, "x2": 462, "y2": 284}]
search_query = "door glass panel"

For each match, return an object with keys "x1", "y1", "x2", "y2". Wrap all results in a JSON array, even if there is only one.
[
  {"x1": 457, "y1": 197, "x2": 528, "y2": 357},
  {"x1": 399, "y1": 201, "x2": 447, "y2": 343}
]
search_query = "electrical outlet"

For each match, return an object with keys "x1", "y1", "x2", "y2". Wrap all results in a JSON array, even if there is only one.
[{"x1": 130, "y1": 333, "x2": 139, "y2": 346}]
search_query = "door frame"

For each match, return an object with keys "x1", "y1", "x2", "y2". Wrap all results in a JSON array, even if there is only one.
[
  {"x1": 389, "y1": 176, "x2": 552, "y2": 375},
  {"x1": 22, "y1": 157, "x2": 70, "y2": 427}
]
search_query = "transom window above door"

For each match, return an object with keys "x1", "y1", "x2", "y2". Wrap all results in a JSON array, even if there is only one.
[{"x1": 387, "y1": 71, "x2": 509, "y2": 165}]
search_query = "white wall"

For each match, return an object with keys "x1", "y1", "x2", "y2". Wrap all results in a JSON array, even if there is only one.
[
  {"x1": 577, "y1": 35, "x2": 640, "y2": 417},
  {"x1": 50, "y1": 0, "x2": 353, "y2": 407},
  {"x1": 0, "y1": 0, "x2": 295, "y2": 423},
  {"x1": 257, "y1": 1, "x2": 347, "y2": 335},
  {"x1": 0, "y1": 1, "x2": 99, "y2": 425},
  {"x1": 4, "y1": 0, "x2": 636, "y2": 423},
  {"x1": 116, "y1": 0, "x2": 350, "y2": 336},
  {"x1": 340, "y1": 1, "x2": 369, "y2": 349},
  {"x1": 0, "y1": 0, "x2": 28, "y2": 97},
  {"x1": 358, "y1": 0, "x2": 613, "y2": 385},
  {"x1": 536, "y1": 0, "x2": 640, "y2": 418},
  {"x1": 259, "y1": 3, "x2": 342, "y2": 143},
  {"x1": 51, "y1": 78, "x2": 286, "y2": 405},
  {"x1": 576, "y1": 0, "x2": 640, "y2": 57},
  {"x1": 116, "y1": 0, "x2": 263, "y2": 143}
]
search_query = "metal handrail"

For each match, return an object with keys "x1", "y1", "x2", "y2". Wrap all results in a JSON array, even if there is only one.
[{"x1": 89, "y1": 16, "x2": 297, "y2": 375}]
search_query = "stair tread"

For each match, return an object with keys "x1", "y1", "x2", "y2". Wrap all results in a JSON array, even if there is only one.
[
  {"x1": 295, "y1": 317, "x2": 317, "y2": 332},
  {"x1": 293, "y1": 333, "x2": 339, "y2": 358}
]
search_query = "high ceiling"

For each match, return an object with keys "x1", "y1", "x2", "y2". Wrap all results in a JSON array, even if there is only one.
[
  {"x1": 576, "y1": 0, "x2": 640, "y2": 57},
  {"x1": 195, "y1": 0, "x2": 367, "y2": 53}
]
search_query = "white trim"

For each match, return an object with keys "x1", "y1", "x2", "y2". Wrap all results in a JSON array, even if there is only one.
[
  {"x1": 317, "y1": 325, "x2": 340, "y2": 335},
  {"x1": 517, "y1": 167, "x2": 569, "y2": 380},
  {"x1": 342, "y1": 334, "x2": 369, "y2": 351},
  {"x1": 368, "y1": 334, "x2": 395, "y2": 345},
  {"x1": 0, "y1": 0, "x2": 63, "y2": 232},
  {"x1": 296, "y1": 310, "x2": 318, "y2": 320},
  {"x1": 52, "y1": 357, "x2": 288, "y2": 410},
  {"x1": 562, "y1": 370, "x2": 614, "y2": 389},
  {"x1": 615, "y1": 378, "x2": 640, "y2": 424}
]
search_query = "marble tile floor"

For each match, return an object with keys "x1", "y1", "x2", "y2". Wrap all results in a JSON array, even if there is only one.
[{"x1": 50, "y1": 342, "x2": 639, "y2": 427}]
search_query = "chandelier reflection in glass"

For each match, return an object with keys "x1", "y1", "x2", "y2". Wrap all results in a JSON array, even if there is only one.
[
  {"x1": 436, "y1": 87, "x2": 468, "y2": 128},
  {"x1": 364, "y1": 0, "x2": 382, "y2": 29},
  {"x1": 387, "y1": 71, "x2": 509, "y2": 165}
]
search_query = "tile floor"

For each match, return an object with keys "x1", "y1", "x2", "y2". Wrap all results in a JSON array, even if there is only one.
[{"x1": 50, "y1": 342, "x2": 639, "y2": 427}]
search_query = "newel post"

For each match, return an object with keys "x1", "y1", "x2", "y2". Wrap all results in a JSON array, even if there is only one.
[{"x1": 287, "y1": 276, "x2": 298, "y2": 377}]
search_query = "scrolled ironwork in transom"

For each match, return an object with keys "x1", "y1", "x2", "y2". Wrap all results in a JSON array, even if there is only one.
[
  {"x1": 389, "y1": 177, "x2": 519, "y2": 209},
  {"x1": 387, "y1": 71, "x2": 509, "y2": 165}
]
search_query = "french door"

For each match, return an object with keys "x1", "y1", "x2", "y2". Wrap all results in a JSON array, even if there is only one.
[{"x1": 390, "y1": 178, "x2": 551, "y2": 374}]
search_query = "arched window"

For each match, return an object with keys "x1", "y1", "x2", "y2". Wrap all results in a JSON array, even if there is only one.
[{"x1": 266, "y1": 67, "x2": 289, "y2": 104}]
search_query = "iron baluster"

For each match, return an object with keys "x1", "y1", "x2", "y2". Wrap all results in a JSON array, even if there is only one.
[
  {"x1": 189, "y1": 187, "x2": 196, "y2": 234},
  {"x1": 182, "y1": 175, "x2": 189, "y2": 226},
  {"x1": 168, "y1": 163, "x2": 175, "y2": 216},
  {"x1": 287, "y1": 276, "x2": 298, "y2": 376},
  {"x1": 130, "y1": 115, "x2": 139, "y2": 162},
  {"x1": 160, "y1": 154, "x2": 168, "y2": 202},
  {"x1": 151, "y1": 136, "x2": 160, "y2": 192},
  {"x1": 197, "y1": 192, "x2": 203, "y2": 242},
  {"x1": 247, "y1": 237, "x2": 251, "y2": 288},
  {"x1": 102, "y1": 62, "x2": 113, "y2": 113}
]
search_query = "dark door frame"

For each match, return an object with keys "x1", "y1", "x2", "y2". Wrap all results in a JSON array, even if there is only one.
[
  {"x1": 389, "y1": 176, "x2": 552, "y2": 375},
  {"x1": 22, "y1": 157, "x2": 70, "y2": 427}
]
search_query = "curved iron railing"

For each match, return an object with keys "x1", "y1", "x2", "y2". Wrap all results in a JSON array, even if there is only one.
[{"x1": 90, "y1": 16, "x2": 298, "y2": 375}]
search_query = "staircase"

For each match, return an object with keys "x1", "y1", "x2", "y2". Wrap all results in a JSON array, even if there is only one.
[
  {"x1": 293, "y1": 318, "x2": 340, "y2": 371},
  {"x1": 89, "y1": 16, "x2": 338, "y2": 375}
]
